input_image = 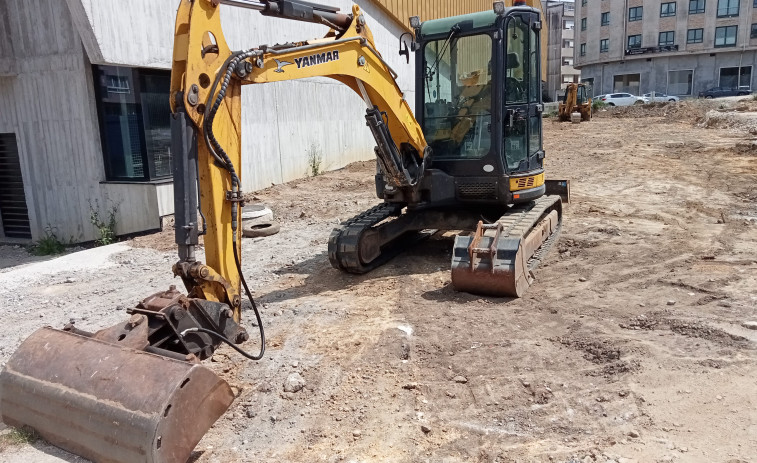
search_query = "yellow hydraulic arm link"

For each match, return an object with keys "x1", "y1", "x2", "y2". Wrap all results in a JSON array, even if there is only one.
[{"x1": 170, "y1": 0, "x2": 427, "y2": 312}]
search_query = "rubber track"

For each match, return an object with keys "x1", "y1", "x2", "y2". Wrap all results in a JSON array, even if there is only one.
[
  {"x1": 495, "y1": 195, "x2": 563, "y2": 272},
  {"x1": 328, "y1": 203, "x2": 405, "y2": 274}
]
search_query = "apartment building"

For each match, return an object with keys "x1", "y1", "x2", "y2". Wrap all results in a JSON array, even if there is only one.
[
  {"x1": 546, "y1": 0, "x2": 582, "y2": 100},
  {"x1": 574, "y1": 0, "x2": 757, "y2": 96}
]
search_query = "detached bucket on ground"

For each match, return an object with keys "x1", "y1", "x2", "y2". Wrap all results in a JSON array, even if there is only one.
[{"x1": 0, "y1": 327, "x2": 234, "y2": 463}]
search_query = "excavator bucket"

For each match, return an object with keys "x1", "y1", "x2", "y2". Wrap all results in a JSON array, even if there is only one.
[{"x1": 0, "y1": 327, "x2": 234, "y2": 463}]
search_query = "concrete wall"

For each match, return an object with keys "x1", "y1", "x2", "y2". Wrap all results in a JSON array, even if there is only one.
[
  {"x1": 0, "y1": 0, "x2": 418, "y2": 243},
  {"x1": 0, "y1": 0, "x2": 161, "y2": 243},
  {"x1": 67, "y1": 0, "x2": 416, "y2": 193}
]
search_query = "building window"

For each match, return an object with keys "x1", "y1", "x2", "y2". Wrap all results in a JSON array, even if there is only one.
[
  {"x1": 564, "y1": 19, "x2": 574, "y2": 30},
  {"x1": 581, "y1": 18, "x2": 587, "y2": 31},
  {"x1": 93, "y1": 65, "x2": 173, "y2": 182},
  {"x1": 659, "y1": 31, "x2": 675, "y2": 46},
  {"x1": 660, "y1": 2, "x2": 676, "y2": 16},
  {"x1": 751, "y1": 24, "x2": 757, "y2": 39},
  {"x1": 629, "y1": 6, "x2": 643, "y2": 21},
  {"x1": 600, "y1": 39, "x2": 609, "y2": 53},
  {"x1": 563, "y1": 58, "x2": 574, "y2": 65},
  {"x1": 668, "y1": 70, "x2": 693, "y2": 95},
  {"x1": 580, "y1": 43, "x2": 586, "y2": 56},
  {"x1": 627, "y1": 34, "x2": 642, "y2": 49},
  {"x1": 687, "y1": 28, "x2": 704, "y2": 43},
  {"x1": 601, "y1": 12, "x2": 610, "y2": 26},
  {"x1": 715, "y1": 25, "x2": 738, "y2": 47},
  {"x1": 720, "y1": 66, "x2": 752, "y2": 88},
  {"x1": 563, "y1": 39, "x2": 574, "y2": 48},
  {"x1": 582, "y1": 0, "x2": 586, "y2": 5},
  {"x1": 716, "y1": 0, "x2": 739, "y2": 16},
  {"x1": 689, "y1": 0, "x2": 705, "y2": 13}
]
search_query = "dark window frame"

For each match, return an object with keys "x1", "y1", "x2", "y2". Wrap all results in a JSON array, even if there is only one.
[
  {"x1": 660, "y1": 2, "x2": 676, "y2": 16},
  {"x1": 600, "y1": 38, "x2": 609, "y2": 53},
  {"x1": 580, "y1": 43, "x2": 586, "y2": 56},
  {"x1": 629, "y1": 6, "x2": 643, "y2": 21},
  {"x1": 659, "y1": 31, "x2": 675, "y2": 46},
  {"x1": 92, "y1": 65, "x2": 173, "y2": 182},
  {"x1": 689, "y1": 0, "x2": 705, "y2": 13},
  {"x1": 582, "y1": 0, "x2": 586, "y2": 6},
  {"x1": 601, "y1": 11, "x2": 610, "y2": 26},
  {"x1": 716, "y1": 0, "x2": 739, "y2": 17},
  {"x1": 581, "y1": 18, "x2": 587, "y2": 31},
  {"x1": 715, "y1": 25, "x2": 738, "y2": 47},
  {"x1": 627, "y1": 34, "x2": 642, "y2": 48},
  {"x1": 751, "y1": 24, "x2": 757, "y2": 39},
  {"x1": 687, "y1": 28, "x2": 704, "y2": 43}
]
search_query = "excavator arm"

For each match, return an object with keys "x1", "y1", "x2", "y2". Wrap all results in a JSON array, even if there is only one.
[{"x1": 169, "y1": 0, "x2": 429, "y2": 313}]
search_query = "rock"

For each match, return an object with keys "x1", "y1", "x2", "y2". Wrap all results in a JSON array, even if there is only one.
[
  {"x1": 579, "y1": 277, "x2": 587, "y2": 282},
  {"x1": 421, "y1": 425, "x2": 431, "y2": 434},
  {"x1": 446, "y1": 391, "x2": 456, "y2": 398},
  {"x1": 352, "y1": 429, "x2": 362, "y2": 438},
  {"x1": 64, "y1": 277, "x2": 76, "y2": 284},
  {"x1": 245, "y1": 408, "x2": 256, "y2": 418},
  {"x1": 402, "y1": 382, "x2": 419, "y2": 390},
  {"x1": 452, "y1": 375, "x2": 468, "y2": 384},
  {"x1": 666, "y1": 300, "x2": 676, "y2": 306},
  {"x1": 257, "y1": 382, "x2": 272, "y2": 393},
  {"x1": 741, "y1": 321, "x2": 757, "y2": 330},
  {"x1": 283, "y1": 372, "x2": 306, "y2": 393},
  {"x1": 628, "y1": 430, "x2": 640, "y2": 438}
]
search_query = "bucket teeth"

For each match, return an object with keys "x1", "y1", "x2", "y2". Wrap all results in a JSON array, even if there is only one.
[{"x1": 0, "y1": 327, "x2": 234, "y2": 463}]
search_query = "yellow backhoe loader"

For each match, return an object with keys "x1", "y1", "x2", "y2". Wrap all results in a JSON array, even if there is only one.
[
  {"x1": 558, "y1": 82, "x2": 591, "y2": 122},
  {"x1": 0, "y1": 1, "x2": 568, "y2": 462}
]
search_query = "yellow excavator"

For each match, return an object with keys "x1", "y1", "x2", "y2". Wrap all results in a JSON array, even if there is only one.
[
  {"x1": 0, "y1": 1, "x2": 568, "y2": 462},
  {"x1": 558, "y1": 82, "x2": 591, "y2": 122}
]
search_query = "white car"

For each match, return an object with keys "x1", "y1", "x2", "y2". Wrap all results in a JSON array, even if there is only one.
[
  {"x1": 642, "y1": 93, "x2": 680, "y2": 103},
  {"x1": 597, "y1": 93, "x2": 642, "y2": 106}
]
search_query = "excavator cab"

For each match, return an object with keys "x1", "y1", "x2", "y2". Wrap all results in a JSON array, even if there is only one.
[{"x1": 410, "y1": 8, "x2": 546, "y2": 206}]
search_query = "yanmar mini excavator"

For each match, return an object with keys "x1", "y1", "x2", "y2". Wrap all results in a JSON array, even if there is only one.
[{"x1": 0, "y1": 1, "x2": 568, "y2": 462}]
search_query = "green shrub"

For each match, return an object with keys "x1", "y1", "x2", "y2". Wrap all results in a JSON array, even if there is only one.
[
  {"x1": 592, "y1": 99, "x2": 607, "y2": 111},
  {"x1": 30, "y1": 227, "x2": 66, "y2": 256},
  {"x1": 306, "y1": 142, "x2": 323, "y2": 177},
  {"x1": 89, "y1": 201, "x2": 118, "y2": 246}
]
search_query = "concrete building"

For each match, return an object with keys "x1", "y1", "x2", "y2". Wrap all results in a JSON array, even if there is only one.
[
  {"x1": 546, "y1": 0, "x2": 582, "y2": 100},
  {"x1": 574, "y1": 0, "x2": 757, "y2": 97},
  {"x1": 0, "y1": 0, "x2": 494, "y2": 244}
]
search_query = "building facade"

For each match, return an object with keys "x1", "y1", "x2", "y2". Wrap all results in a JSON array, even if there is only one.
[
  {"x1": 546, "y1": 0, "x2": 582, "y2": 100},
  {"x1": 0, "y1": 0, "x2": 494, "y2": 243},
  {"x1": 574, "y1": 0, "x2": 757, "y2": 96}
]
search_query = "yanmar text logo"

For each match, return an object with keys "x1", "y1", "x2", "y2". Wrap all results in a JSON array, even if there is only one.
[{"x1": 294, "y1": 50, "x2": 340, "y2": 69}]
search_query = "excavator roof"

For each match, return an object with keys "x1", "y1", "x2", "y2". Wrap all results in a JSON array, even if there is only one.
[
  {"x1": 418, "y1": 7, "x2": 539, "y2": 39},
  {"x1": 418, "y1": 10, "x2": 497, "y2": 38}
]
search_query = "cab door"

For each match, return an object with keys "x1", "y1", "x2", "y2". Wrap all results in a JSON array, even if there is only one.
[{"x1": 502, "y1": 12, "x2": 543, "y2": 176}]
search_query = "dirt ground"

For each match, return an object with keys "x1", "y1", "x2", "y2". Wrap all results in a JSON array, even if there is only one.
[{"x1": 1, "y1": 99, "x2": 756, "y2": 463}]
